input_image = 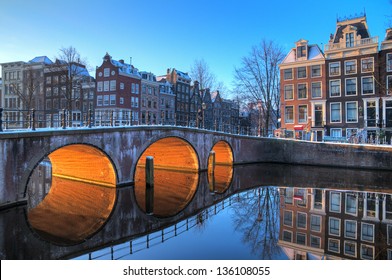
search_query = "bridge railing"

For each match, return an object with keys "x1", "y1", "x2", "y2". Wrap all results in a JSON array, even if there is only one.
[{"x1": 0, "y1": 107, "x2": 263, "y2": 137}]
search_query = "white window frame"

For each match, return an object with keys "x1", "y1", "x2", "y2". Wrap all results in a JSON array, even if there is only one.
[
  {"x1": 284, "y1": 84, "x2": 294, "y2": 100},
  {"x1": 298, "y1": 104, "x2": 308, "y2": 123},
  {"x1": 344, "y1": 220, "x2": 357, "y2": 239},
  {"x1": 360, "y1": 244, "x2": 374, "y2": 260},
  {"x1": 329, "y1": 217, "x2": 341, "y2": 236},
  {"x1": 345, "y1": 60, "x2": 357, "y2": 75},
  {"x1": 329, "y1": 62, "x2": 340, "y2": 76},
  {"x1": 283, "y1": 210, "x2": 293, "y2": 227},
  {"x1": 361, "y1": 57, "x2": 374, "y2": 73},
  {"x1": 361, "y1": 76, "x2": 375, "y2": 95},
  {"x1": 311, "y1": 65, "x2": 321, "y2": 78},
  {"x1": 346, "y1": 101, "x2": 358, "y2": 123},
  {"x1": 344, "y1": 241, "x2": 357, "y2": 257},
  {"x1": 330, "y1": 102, "x2": 342, "y2": 123},
  {"x1": 297, "y1": 66, "x2": 307, "y2": 79},
  {"x1": 296, "y1": 232, "x2": 306, "y2": 246},
  {"x1": 310, "y1": 235, "x2": 321, "y2": 248},
  {"x1": 361, "y1": 222, "x2": 375, "y2": 243},
  {"x1": 310, "y1": 214, "x2": 321, "y2": 232},
  {"x1": 330, "y1": 191, "x2": 342, "y2": 213},
  {"x1": 387, "y1": 53, "x2": 392, "y2": 72},
  {"x1": 345, "y1": 193, "x2": 358, "y2": 215},
  {"x1": 285, "y1": 106, "x2": 294, "y2": 124},
  {"x1": 345, "y1": 77, "x2": 357, "y2": 96},
  {"x1": 329, "y1": 79, "x2": 341, "y2": 97},
  {"x1": 311, "y1": 81, "x2": 322, "y2": 99},
  {"x1": 297, "y1": 83, "x2": 307, "y2": 99},
  {"x1": 282, "y1": 230, "x2": 293, "y2": 242},
  {"x1": 387, "y1": 75, "x2": 392, "y2": 95},
  {"x1": 103, "y1": 68, "x2": 110, "y2": 77},
  {"x1": 283, "y1": 68, "x2": 293, "y2": 80},
  {"x1": 328, "y1": 238, "x2": 340, "y2": 253},
  {"x1": 297, "y1": 212, "x2": 307, "y2": 229}
]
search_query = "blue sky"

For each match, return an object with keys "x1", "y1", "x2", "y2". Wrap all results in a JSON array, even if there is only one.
[{"x1": 1, "y1": 0, "x2": 391, "y2": 96}]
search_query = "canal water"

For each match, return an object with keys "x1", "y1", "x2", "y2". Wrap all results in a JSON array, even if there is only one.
[{"x1": 1, "y1": 162, "x2": 392, "y2": 260}]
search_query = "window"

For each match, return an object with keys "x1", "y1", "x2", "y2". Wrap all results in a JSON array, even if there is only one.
[
  {"x1": 297, "y1": 212, "x2": 307, "y2": 229},
  {"x1": 103, "y1": 95, "x2": 109, "y2": 106},
  {"x1": 285, "y1": 106, "x2": 294, "y2": 123},
  {"x1": 283, "y1": 230, "x2": 292, "y2": 242},
  {"x1": 284, "y1": 69, "x2": 293, "y2": 80},
  {"x1": 345, "y1": 193, "x2": 358, "y2": 215},
  {"x1": 310, "y1": 236, "x2": 321, "y2": 248},
  {"x1": 345, "y1": 78, "x2": 357, "y2": 96},
  {"x1": 120, "y1": 97, "x2": 124, "y2": 104},
  {"x1": 103, "y1": 81, "x2": 109, "y2": 92},
  {"x1": 388, "y1": 225, "x2": 392, "y2": 245},
  {"x1": 313, "y1": 189, "x2": 323, "y2": 210},
  {"x1": 311, "y1": 82, "x2": 322, "y2": 98},
  {"x1": 330, "y1": 103, "x2": 341, "y2": 123},
  {"x1": 328, "y1": 239, "x2": 340, "y2": 253},
  {"x1": 345, "y1": 220, "x2": 357, "y2": 239},
  {"x1": 330, "y1": 128, "x2": 342, "y2": 137},
  {"x1": 329, "y1": 217, "x2": 340, "y2": 236},
  {"x1": 311, "y1": 65, "x2": 321, "y2": 77},
  {"x1": 131, "y1": 83, "x2": 135, "y2": 94},
  {"x1": 283, "y1": 210, "x2": 293, "y2": 226},
  {"x1": 284, "y1": 85, "x2": 293, "y2": 100},
  {"x1": 296, "y1": 233, "x2": 306, "y2": 245},
  {"x1": 361, "y1": 57, "x2": 374, "y2": 73},
  {"x1": 346, "y1": 32, "x2": 355, "y2": 47},
  {"x1": 46, "y1": 76, "x2": 51, "y2": 84},
  {"x1": 329, "y1": 62, "x2": 340, "y2": 76},
  {"x1": 110, "y1": 94, "x2": 116, "y2": 105},
  {"x1": 110, "y1": 80, "x2": 116, "y2": 91},
  {"x1": 386, "y1": 196, "x2": 392, "y2": 221},
  {"x1": 361, "y1": 223, "x2": 374, "y2": 242},
  {"x1": 366, "y1": 101, "x2": 377, "y2": 127},
  {"x1": 311, "y1": 215, "x2": 321, "y2": 232},
  {"x1": 344, "y1": 241, "x2": 356, "y2": 257},
  {"x1": 330, "y1": 192, "x2": 341, "y2": 212},
  {"x1": 361, "y1": 244, "x2": 374, "y2": 260},
  {"x1": 298, "y1": 105, "x2": 307, "y2": 123},
  {"x1": 284, "y1": 188, "x2": 293, "y2": 204},
  {"x1": 362, "y1": 77, "x2": 374, "y2": 95},
  {"x1": 297, "y1": 46, "x2": 307, "y2": 58},
  {"x1": 387, "y1": 53, "x2": 392, "y2": 72},
  {"x1": 297, "y1": 67, "x2": 307, "y2": 78},
  {"x1": 104, "y1": 68, "x2": 110, "y2": 77},
  {"x1": 298, "y1": 84, "x2": 307, "y2": 99},
  {"x1": 330, "y1": 80, "x2": 341, "y2": 97},
  {"x1": 345, "y1": 60, "x2": 356, "y2": 74},
  {"x1": 387, "y1": 76, "x2": 392, "y2": 95},
  {"x1": 120, "y1": 83, "x2": 124, "y2": 90},
  {"x1": 97, "y1": 81, "x2": 103, "y2": 92},
  {"x1": 346, "y1": 102, "x2": 358, "y2": 123}
]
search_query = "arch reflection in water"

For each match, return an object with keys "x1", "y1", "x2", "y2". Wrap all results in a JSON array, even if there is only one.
[
  {"x1": 134, "y1": 137, "x2": 199, "y2": 217},
  {"x1": 26, "y1": 144, "x2": 117, "y2": 245},
  {"x1": 208, "y1": 141, "x2": 233, "y2": 194}
]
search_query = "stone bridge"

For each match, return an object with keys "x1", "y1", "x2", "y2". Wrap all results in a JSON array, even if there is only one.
[{"x1": 1, "y1": 125, "x2": 392, "y2": 208}]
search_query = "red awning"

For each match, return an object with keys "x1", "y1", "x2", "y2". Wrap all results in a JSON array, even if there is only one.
[{"x1": 294, "y1": 125, "x2": 304, "y2": 131}]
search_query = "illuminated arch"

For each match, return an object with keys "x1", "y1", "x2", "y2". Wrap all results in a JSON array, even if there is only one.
[
  {"x1": 27, "y1": 144, "x2": 117, "y2": 245},
  {"x1": 134, "y1": 137, "x2": 199, "y2": 217},
  {"x1": 208, "y1": 141, "x2": 234, "y2": 194}
]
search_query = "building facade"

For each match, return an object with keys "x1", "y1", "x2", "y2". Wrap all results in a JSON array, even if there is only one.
[
  {"x1": 279, "y1": 39, "x2": 326, "y2": 141},
  {"x1": 140, "y1": 71, "x2": 160, "y2": 125},
  {"x1": 95, "y1": 53, "x2": 140, "y2": 125},
  {"x1": 157, "y1": 77, "x2": 175, "y2": 125},
  {"x1": 324, "y1": 15, "x2": 379, "y2": 142}
]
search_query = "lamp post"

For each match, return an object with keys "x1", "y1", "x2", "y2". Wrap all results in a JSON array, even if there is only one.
[
  {"x1": 257, "y1": 99, "x2": 262, "y2": 137},
  {"x1": 202, "y1": 102, "x2": 206, "y2": 129}
]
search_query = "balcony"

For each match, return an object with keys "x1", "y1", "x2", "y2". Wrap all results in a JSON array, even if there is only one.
[{"x1": 324, "y1": 36, "x2": 378, "y2": 52}]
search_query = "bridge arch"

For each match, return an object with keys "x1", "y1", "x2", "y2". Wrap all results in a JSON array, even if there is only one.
[
  {"x1": 133, "y1": 136, "x2": 199, "y2": 217},
  {"x1": 208, "y1": 140, "x2": 234, "y2": 194},
  {"x1": 25, "y1": 143, "x2": 117, "y2": 245}
]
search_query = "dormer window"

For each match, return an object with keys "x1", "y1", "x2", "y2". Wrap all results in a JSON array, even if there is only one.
[
  {"x1": 297, "y1": 45, "x2": 307, "y2": 59},
  {"x1": 346, "y1": 32, "x2": 355, "y2": 47}
]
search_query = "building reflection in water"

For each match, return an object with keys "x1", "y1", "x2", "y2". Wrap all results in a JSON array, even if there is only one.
[
  {"x1": 278, "y1": 187, "x2": 392, "y2": 260},
  {"x1": 26, "y1": 157, "x2": 116, "y2": 245}
]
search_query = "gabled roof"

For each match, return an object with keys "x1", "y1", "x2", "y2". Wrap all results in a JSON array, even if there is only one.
[
  {"x1": 281, "y1": 44, "x2": 324, "y2": 64},
  {"x1": 332, "y1": 17, "x2": 370, "y2": 43},
  {"x1": 175, "y1": 69, "x2": 191, "y2": 80}
]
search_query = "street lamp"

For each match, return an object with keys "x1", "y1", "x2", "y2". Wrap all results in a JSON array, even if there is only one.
[
  {"x1": 202, "y1": 102, "x2": 206, "y2": 129},
  {"x1": 257, "y1": 99, "x2": 262, "y2": 137}
]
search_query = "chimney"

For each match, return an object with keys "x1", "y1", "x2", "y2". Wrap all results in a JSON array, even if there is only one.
[{"x1": 119, "y1": 59, "x2": 124, "y2": 64}]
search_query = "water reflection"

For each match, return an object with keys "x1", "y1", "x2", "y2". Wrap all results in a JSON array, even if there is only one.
[
  {"x1": 26, "y1": 156, "x2": 116, "y2": 245},
  {"x1": 134, "y1": 167, "x2": 199, "y2": 217},
  {"x1": 208, "y1": 165, "x2": 233, "y2": 194},
  {"x1": 278, "y1": 187, "x2": 392, "y2": 260},
  {"x1": 3, "y1": 163, "x2": 392, "y2": 259}
]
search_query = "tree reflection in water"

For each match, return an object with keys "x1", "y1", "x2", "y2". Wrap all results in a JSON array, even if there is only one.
[{"x1": 231, "y1": 187, "x2": 282, "y2": 259}]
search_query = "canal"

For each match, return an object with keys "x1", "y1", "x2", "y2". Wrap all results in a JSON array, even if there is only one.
[{"x1": 1, "y1": 162, "x2": 392, "y2": 260}]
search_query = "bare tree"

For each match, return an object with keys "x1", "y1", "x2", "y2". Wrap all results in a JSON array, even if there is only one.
[
  {"x1": 190, "y1": 58, "x2": 216, "y2": 91},
  {"x1": 8, "y1": 64, "x2": 43, "y2": 126},
  {"x1": 50, "y1": 46, "x2": 89, "y2": 126},
  {"x1": 234, "y1": 39, "x2": 284, "y2": 136}
]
